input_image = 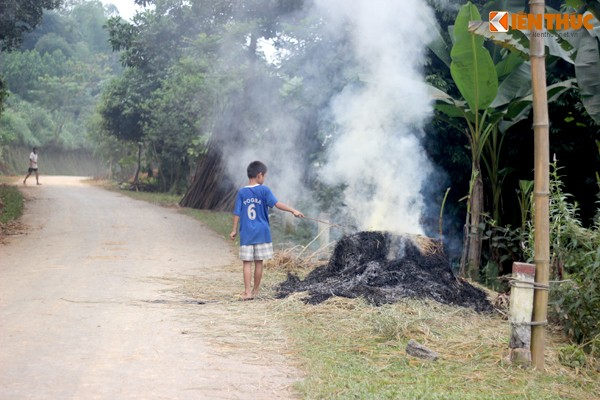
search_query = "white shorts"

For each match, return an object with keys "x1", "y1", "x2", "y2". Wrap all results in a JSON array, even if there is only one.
[{"x1": 239, "y1": 242, "x2": 274, "y2": 261}]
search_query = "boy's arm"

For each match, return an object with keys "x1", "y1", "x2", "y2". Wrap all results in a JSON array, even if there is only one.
[
  {"x1": 275, "y1": 202, "x2": 304, "y2": 218},
  {"x1": 230, "y1": 215, "x2": 240, "y2": 240}
]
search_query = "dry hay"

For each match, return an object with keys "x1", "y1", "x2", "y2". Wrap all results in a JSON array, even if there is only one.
[
  {"x1": 266, "y1": 245, "x2": 327, "y2": 273},
  {"x1": 275, "y1": 231, "x2": 493, "y2": 313}
]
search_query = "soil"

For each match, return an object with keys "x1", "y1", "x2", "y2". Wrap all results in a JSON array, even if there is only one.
[
  {"x1": 0, "y1": 176, "x2": 299, "y2": 399},
  {"x1": 276, "y1": 231, "x2": 493, "y2": 313}
]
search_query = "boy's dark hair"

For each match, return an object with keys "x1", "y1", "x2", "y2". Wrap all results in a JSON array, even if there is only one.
[{"x1": 247, "y1": 161, "x2": 267, "y2": 178}]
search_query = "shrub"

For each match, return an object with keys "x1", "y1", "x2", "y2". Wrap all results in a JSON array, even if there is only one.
[
  {"x1": 524, "y1": 164, "x2": 600, "y2": 346},
  {"x1": 0, "y1": 184, "x2": 24, "y2": 224}
]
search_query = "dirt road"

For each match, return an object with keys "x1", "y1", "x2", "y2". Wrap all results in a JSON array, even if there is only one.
[{"x1": 0, "y1": 176, "x2": 299, "y2": 399}]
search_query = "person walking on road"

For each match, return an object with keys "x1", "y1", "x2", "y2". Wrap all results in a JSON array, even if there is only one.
[{"x1": 23, "y1": 147, "x2": 41, "y2": 185}]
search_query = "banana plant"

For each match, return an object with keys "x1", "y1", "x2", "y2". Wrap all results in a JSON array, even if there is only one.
[
  {"x1": 429, "y1": 1, "x2": 575, "y2": 280},
  {"x1": 468, "y1": 2, "x2": 600, "y2": 125}
]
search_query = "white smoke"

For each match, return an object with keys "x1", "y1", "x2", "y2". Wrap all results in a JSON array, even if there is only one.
[
  {"x1": 219, "y1": 0, "x2": 438, "y2": 233},
  {"x1": 314, "y1": 0, "x2": 437, "y2": 234}
]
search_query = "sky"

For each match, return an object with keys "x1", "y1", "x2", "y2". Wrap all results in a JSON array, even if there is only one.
[{"x1": 101, "y1": 0, "x2": 142, "y2": 20}]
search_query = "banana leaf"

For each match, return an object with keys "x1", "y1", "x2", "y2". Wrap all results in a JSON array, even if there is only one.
[{"x1": 451, "y1": 2, "x2": 498, "y2": 112}]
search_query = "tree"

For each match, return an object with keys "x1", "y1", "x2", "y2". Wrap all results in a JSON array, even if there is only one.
[
  {"x1": 0, "y1": 0, "x2": 63, "y2": 51},
  {"x1": 98, "y1": 69, "x2": 150, "y2": 144},
  {"x1": 102, "y1": 0, "x2": 308, "y2": 197},
  {"x1": 1, "y1": 0, "x2": 122, "y2": 159},
  {"x1": 0, "y1": 0, "x2": 63, "y2": 115}
]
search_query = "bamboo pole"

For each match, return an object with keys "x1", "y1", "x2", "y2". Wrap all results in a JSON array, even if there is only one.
[{"x1": 529, "y1": 0, "x2": 550, "y2": 370}]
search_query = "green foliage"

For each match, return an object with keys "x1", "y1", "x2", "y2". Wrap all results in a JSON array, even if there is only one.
[
  {"x1": 558, "y1": 344, "x2": 588, "y2": 368},
  {"x1": 0, "y1": 184, "x2": 24, "y2": 223},
  {"x1": 98, "y1": 69, "x2": 150, "y2": 143},
  {"x1": 0, "y1": 1, "x2": 121, "y2": 154},
  {"x1": 482, "y1": 220, "x2": 524, "y2": 290},
  {"x1": 0, "y1": 0, "x2": 63, "y2": 114},
  {"x1": 517, "y1": 180, "x2": 534, "y2": 229},
  {"x1": 0, "y1": 106, "x2": 37, "y2": 146},
  {"x1": 144, "y1": 57, "x2": 221, "y2": 192},
  {"x1": 523, "y1": 163, "x2": 600, "y2": 345},
  {"x1": 0, "y1": 0, "x2": 63, "y2": 51},
  {"x1": 470, "y1": 5, "x2": 600, "y2": 125},
  {"x1": 0, "y1": 75, "x2": 8, "y2": 116},
  {"x1": 432, "y1": 0, "x2": 595, "y2": 276},
  {"x1": 574, "y1": 16, "x2": 600, "y2": 125},
  {"x1": 0, "y1": 50, "x2": 66, "y2": 100},
  {"x1": 450, "y1": 2, "x2": 498, "y2": 112}
]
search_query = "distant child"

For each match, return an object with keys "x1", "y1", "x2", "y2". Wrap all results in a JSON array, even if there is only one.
[
  {"x1": 230, "y1": 161, "x2": 304, "y2": 300},
  {"x1": 23, "y1": 147, "x2": 41, "y2": 185}
]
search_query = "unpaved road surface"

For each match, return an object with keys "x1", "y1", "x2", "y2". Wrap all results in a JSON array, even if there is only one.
[{"x1": 0, "y1": 176, "x2": 299, "y2": 399}]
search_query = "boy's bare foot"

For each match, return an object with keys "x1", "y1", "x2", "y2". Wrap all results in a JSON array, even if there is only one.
[{"x1": 239, "y1": 292, "x2": 254, "y2": 301}]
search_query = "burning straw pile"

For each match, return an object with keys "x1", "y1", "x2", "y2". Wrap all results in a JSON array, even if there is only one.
[{"x1": 275, "y1": 231, "x2": 492, "y2": 312}]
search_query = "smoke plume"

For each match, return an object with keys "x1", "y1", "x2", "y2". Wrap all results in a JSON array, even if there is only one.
[
  {"x1": 220, "y1": 0, "x2": 438, "y2": 235},
  {"x1": 314, "y1": 0, "x2": 437, "y2": 234}
]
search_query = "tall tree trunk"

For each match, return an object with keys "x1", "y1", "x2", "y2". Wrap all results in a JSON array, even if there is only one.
[
  {"x1": 132, "y1": 142, "x2": 142, "y2": 190},
  {"x1": 467, "y1": 159, "x2": 484, "y2": 280},
  {"x1": 459, "y1": 210, "x2": 470, "y2": 277}
]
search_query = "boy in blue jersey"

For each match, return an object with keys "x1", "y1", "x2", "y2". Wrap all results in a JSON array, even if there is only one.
[{"x1": 230, "y1": 161, "x2": 304, "y2": 300}]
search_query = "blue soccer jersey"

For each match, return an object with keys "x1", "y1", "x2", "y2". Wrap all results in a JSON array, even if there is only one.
[{"x1": 233, "y1": 184, "x2": 278, "y2": 245}]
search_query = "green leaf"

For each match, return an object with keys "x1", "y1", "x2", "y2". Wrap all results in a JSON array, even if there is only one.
[
  {"x1": 450, "y1": 2, "x2": 498, "y2": 112},
  {"x1": 491, "y1": 61, "x2": 531, "y2": 108},
  {"x1": 428, "y1": 22, "x2": 451, "y2": 68},
  {"x1": 435, "y1": 103, "x2": 465, "y2": 119},
  {"x1": 468, "y1": 21, "x2": 530, "y2": 56},
  {"x1": 495, "y1": 50, "x2": 524, "y2": 79},
  {"x1": 574, "y1": 13, "x2": 600, "y2": 125},
  {"x1": 468, "y1": 22, "x2": 577, "y2": 63},
  {"x1": 498, "y1": 79, "x2": 576, "y2": 131},
  {"x1": 481, "y1": 0, "x2": 529, "y2": 15}
]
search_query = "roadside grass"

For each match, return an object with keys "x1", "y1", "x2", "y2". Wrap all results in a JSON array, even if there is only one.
[
  {"x1": 0, "y1": 183, "x2": 24, "y2": 223},
  {"x1": 93, "y1": 184, "x2": 600, "y2": 399},
  {"x1": 269, "y1": 295, "x2": 600, "y2": 400},
  {"x1": 92, "y1": 178, "x2": 319, "y2": 246},
  {"x1": 181, "y1": 208, "x2": 234, "y2": 241},
  {"x1": 88, "y1": 179, "x2": 182, "y2": 207}
]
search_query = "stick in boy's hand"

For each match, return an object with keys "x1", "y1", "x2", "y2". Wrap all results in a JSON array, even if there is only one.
[{"x1": 275, "y1": 202, "x2": 304, "y2": 218}]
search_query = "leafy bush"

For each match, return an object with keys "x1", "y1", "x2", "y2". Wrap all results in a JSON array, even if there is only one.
[
  {"x1": 0, "y1": 184, "x2": 24, "y2": 223},
  {"x1": 558, "y1": 344, "x2": 588, "y2": 368},
  {"x1": 524, "y1": 164, "x2": 600, "y2": 346}
]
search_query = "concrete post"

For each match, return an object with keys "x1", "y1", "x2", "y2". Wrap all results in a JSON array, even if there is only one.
[{"x1": 509, "y1": 262, "x2": 535, "y2": 367}]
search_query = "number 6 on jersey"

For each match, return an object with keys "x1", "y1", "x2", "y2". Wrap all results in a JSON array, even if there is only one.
[{"x1": 247, "y1": 203, "x2": 257, "y2": 220}]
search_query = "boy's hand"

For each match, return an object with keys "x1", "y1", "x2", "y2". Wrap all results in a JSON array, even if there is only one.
[
  {"x1": 229, "y1": 231, "x2": 237, "y2": 240},
  {"x1": 292, "y1": 210, "x2": 304, "y2": 218}
]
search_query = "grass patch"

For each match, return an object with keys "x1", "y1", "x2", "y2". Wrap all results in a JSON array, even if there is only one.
[
  {"x1": 94, "y1": 179, "x2": 318, "y2": 246},
  {"x1": 0, "y1": 184, "x2": 24, "y2": 224},
  {"x1": 269, "y1": 295, "x2": 600, "y2": 399},
  {"x1": 182, "y1": 208, "x2": 233, "y2": 241},
  {"x1": 88, "y1": 179, "x2": 183, "y2": 207}
]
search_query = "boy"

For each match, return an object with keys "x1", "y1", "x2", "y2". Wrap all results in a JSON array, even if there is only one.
[
  {"x1": 230, "y1": 161, "x2": 303, "y2": 300},
  {"x1": 23, "y1": 147, "x2": 41, "y2": 185}
]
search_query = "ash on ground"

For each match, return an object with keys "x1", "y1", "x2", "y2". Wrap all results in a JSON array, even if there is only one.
[{"x1": 275, "y1": 231, "x2": 492, "y2": 312}]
